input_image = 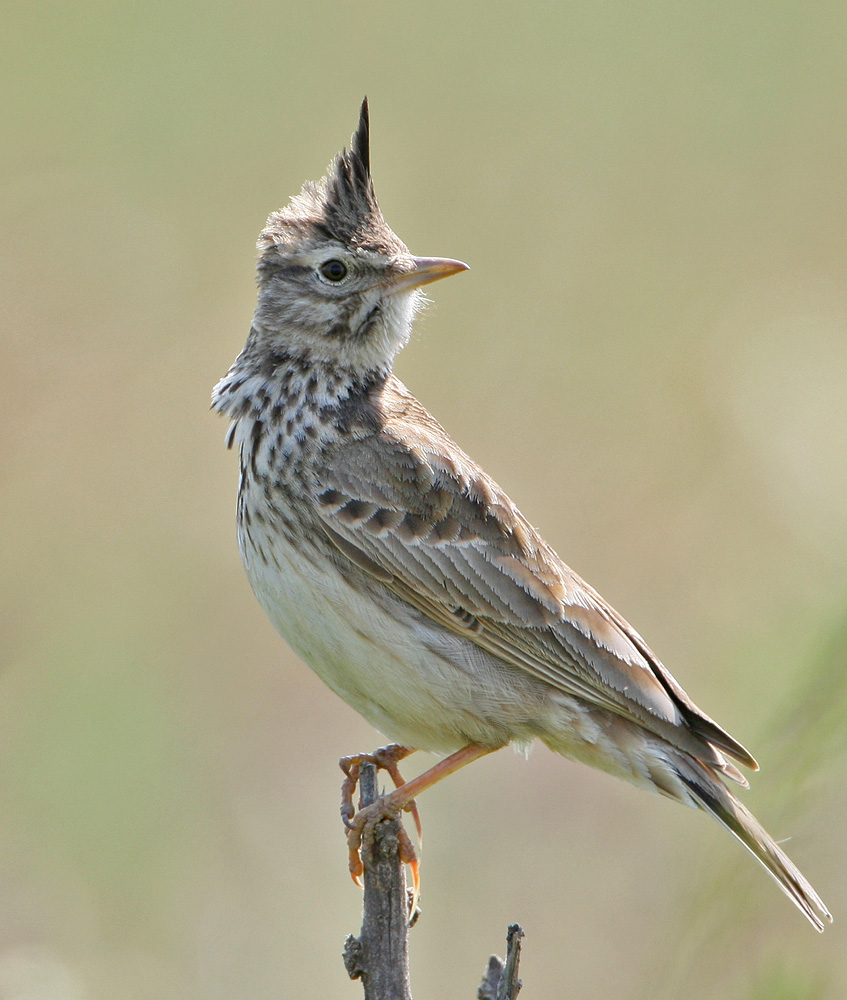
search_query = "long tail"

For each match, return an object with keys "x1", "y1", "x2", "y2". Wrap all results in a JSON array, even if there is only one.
[{"x1": 673, "y1": 755, "x2": 832, "y2": 932}]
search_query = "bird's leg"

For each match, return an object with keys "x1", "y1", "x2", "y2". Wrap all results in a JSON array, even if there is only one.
[{"x1": 342, "y1": 743, "x2": 496, "y2": 897}]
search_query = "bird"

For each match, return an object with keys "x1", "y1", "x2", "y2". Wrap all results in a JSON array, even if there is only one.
[{"x1": 213, "y1": 98, "x2": 830, "y2": 931}]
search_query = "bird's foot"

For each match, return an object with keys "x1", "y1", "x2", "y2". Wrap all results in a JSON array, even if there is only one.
[
  {"x1": 338, "y1": 743, "x2": 496, "y2": 906},
  {"x1": 339, "y1": 744, "x2": 422, "y2": 890},
  {"x1": 344, "y1": 793, "x2": 421, "y2": 902}
]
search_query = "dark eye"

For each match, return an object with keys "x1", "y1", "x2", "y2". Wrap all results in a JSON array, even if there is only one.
[{"x1": 320, "y1": 259, "x2": 348, "y2": 282}]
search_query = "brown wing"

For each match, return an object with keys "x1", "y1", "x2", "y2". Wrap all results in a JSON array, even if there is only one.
[{"x1": 314, "y1": 377, "x2": 757, "y2": 771}]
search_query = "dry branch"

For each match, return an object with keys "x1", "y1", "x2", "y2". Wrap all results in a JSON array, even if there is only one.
[
  {"x1": 342, "y1": 760, "x2": 526, "y2": 999},
  {"x1": 343, "y1": 761, "x2": 413, "y2": 1000}
]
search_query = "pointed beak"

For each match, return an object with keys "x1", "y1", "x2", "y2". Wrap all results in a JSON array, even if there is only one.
[{"x1": 386, "y1": 256, "x2": 470, "y2": 294}]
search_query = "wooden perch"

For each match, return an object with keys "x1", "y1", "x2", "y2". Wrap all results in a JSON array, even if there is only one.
[
  {"x1": 343, "y1": 761, "x2": 413, "y2": 1000},
  {"x1": 477, "y1": 924, "x2": 524, "y2": 1000},
  {"x1": 342, "y1": 759, "x2": 526, "y2": 999}
]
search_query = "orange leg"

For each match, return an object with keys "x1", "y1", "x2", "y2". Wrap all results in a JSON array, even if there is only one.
[{"x1": 342, "y1": 743, "x2": 497, "y2": 900}]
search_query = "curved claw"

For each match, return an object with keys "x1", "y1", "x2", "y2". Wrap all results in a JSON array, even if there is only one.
[
  {"x1": 397, "y1": 823, "x2": 421, "y2": 914},
  {"x1": 347, "y1": 818, "x2": 365, "y2": 884}
]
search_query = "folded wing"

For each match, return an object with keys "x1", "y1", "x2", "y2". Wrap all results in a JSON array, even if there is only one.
[{"x1": 314, "y1": 377, "x2": 757, "y2": 775}]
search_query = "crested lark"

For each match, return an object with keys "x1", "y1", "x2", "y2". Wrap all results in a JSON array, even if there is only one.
[{"x1": 213, "y1": 99, "x2": 830, "y2": 930}]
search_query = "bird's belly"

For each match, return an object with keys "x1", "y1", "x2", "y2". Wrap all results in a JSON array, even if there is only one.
[{"x1": 239, "y1": 521, "x2": 543, "y2": 753}]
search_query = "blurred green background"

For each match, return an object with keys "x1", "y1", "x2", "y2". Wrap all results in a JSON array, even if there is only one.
[{"x1": 2, "y1": 2, "x2": 846, "y2": 997}]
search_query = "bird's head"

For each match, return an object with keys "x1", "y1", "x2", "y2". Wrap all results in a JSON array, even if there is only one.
[{"x1": 251, "y1": 98, "x2": 468, "y2": 375}]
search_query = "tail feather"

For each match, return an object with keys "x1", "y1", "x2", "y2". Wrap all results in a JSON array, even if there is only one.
[{"x1": 676, "y1": 765, "x2": 832, "y2": 932}]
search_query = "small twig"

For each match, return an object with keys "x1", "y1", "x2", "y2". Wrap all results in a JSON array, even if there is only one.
[
  {"x1": 478, "y1": 924, "x2": 524, "y2": 1000},
  {"x1": 343, "y1": 762, "x2": 413, "y2": 1000}
]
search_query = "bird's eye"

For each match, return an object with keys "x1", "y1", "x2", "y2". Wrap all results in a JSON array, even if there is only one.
[{"x1": 320, "y1": 259, "x2": 348, "y2": 282}]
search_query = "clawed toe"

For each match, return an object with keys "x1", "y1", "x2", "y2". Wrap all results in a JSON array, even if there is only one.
[
  {"x1": 345, "y1": 794, "x2": 419, "y2": 888},
  {"x1": 339, "y1": 745, "x2": 420, "y2": 889}
]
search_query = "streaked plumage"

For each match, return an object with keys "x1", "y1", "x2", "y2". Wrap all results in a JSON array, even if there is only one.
[{"x1": 213, "y1": 99, "x2": 830, "y2": 930}]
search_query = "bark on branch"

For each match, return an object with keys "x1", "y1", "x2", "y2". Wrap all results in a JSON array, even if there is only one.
[{"x1": 477, "y1": 924, "x2": 524, "y2": 1000}]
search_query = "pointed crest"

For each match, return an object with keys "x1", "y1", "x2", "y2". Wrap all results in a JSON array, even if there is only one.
[
  {"x1": 333, "y1": 96, "x2": 373, "y2": 204},
  {"x1": 260, "y1": 98, "x2": 406, "y2": 258},
  {"x1": 320, "y1": 97, "x2": 384, "y2": 243}
]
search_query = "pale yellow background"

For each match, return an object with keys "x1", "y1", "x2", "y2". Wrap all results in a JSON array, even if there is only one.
[{"x1": 2, "y1": 3, "x2": 845, "y2": 998}]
